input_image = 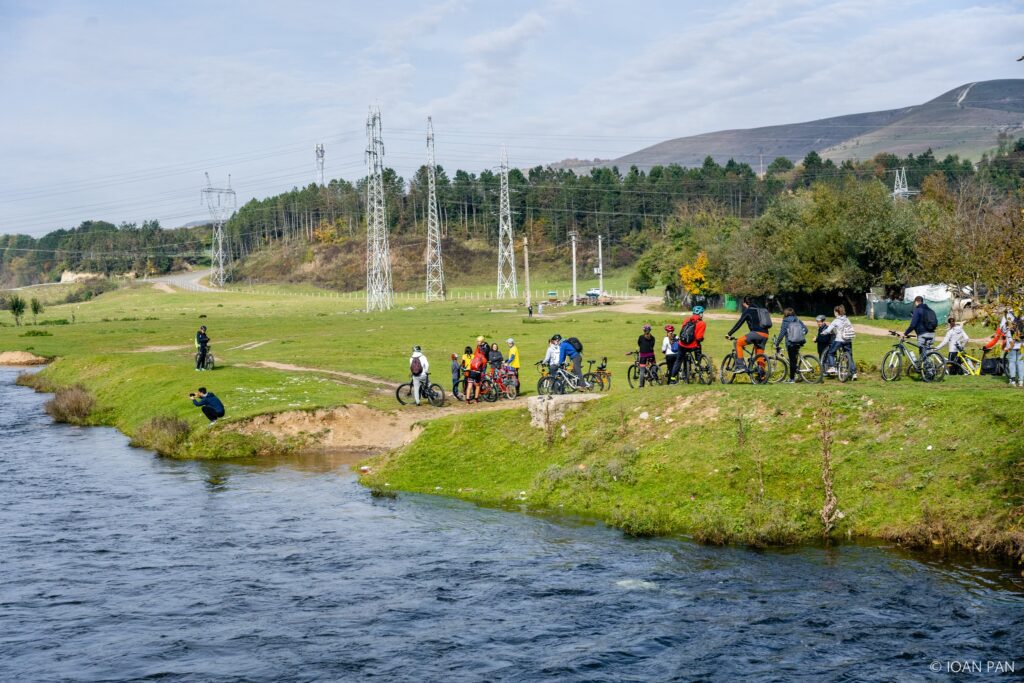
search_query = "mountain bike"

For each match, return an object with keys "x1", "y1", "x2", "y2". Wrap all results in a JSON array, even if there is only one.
[
  {"x1": 763, "y1": 347, "x2": 791, "y2": 384},
  {"x1": 626, "y1": 351, "x2": 663, "y2": 388},
  {"x1": 880, "y1": 332, "x2": 946, "y2": 382},
  {"x1": 538, "y1": 362, "x2": 590, "y2": 395},
  {"x1": 490, "y1": 364, "x2": 519, "y2": 400},
  {"x1": 821, "y1": 344, "x2": 854, "y2": 383},
  {"x1": 673, "y1": 350, "x2": 715, "y2": 385},
  {"x1": 949, "y1": 347, "x2": 984, "y2": 376},
  {"x1": 585, "y1": 358, "x2": 611, "y2": 391},
  {"x1": 195, "y1": 346, "x2": 215, "y2": 371},
  {"x1": 720, "y1": 337, "x2": 771, "y2": 384},
  {"x1": 771, "y1": 346, "x2": 823, "y2": 384},
  {"x1": 395, "y1": 374, "x2": 446, "y2": 407}
]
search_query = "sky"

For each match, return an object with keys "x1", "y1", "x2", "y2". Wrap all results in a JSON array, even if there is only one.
[{"x1": 1, "y1": 0, "x2": 1022, "y2": 237}]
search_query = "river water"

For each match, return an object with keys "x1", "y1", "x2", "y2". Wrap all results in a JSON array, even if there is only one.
[{"x1": 1, "y1": 368, "x2": 1021, "y2": 681}]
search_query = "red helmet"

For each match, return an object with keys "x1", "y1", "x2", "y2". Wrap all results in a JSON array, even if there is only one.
[{"x1": 664, "y1": 324, "x2": 675, "y2": 332}]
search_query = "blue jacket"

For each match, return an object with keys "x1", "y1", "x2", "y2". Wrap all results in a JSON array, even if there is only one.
[
  {"x1": 558, "y1": 339, "x2": 579, "y2": 364},
  {"x1": 905, "y1": 304, "x2": 933, "y2": 336},
  {"x1": 193, "y1": 392, "x2": 224, "y2": 414}
]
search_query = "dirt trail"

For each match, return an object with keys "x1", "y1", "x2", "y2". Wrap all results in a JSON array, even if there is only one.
[
  {"x1": 133, "y1": 344, "x2": 189, "y2": 353},
  {"x1": 555, "y1": 296, "x2": 662, "y2": 316},
  {"x1": 243, "y1": 360, "x2": 395, "y2": 388},
  {"x1": 151, "y1": 283, "x2": 176, "y2": 294}
]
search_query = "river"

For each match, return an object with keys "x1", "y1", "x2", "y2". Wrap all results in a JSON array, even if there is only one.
[{"x1": 1, "y1": 367, "x2": 1021, "y2": 681}]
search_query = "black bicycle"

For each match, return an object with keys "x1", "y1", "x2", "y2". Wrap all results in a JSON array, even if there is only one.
[
  {"x1": 195, "y1": 346, "x2": 215, "y2": 371},
  {"x1": 396, "y1": 374, "x2": 446, "y2": 407},
  {"x1": 626, "y1": 351, "x2": 663, "y2": 388}
]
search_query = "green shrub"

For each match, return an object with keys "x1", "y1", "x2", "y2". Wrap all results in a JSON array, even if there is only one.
[
  {"x1": 39, "y1": 319, "x2": 70, "y2": 325},
  {"x1": 20, "y1": 330, "x2": 52, "y2": 337},
  {"x1": 130, "y1": 416, "x2": 192, "y2": 456}
]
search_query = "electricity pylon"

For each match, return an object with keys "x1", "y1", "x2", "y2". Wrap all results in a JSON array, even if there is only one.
[
  {"x1": 425, "y1": 117, "x2": 445, "y2": 301},
  {"x1": 315, "y1": 144, "x2": 325, "y2": 187},
  {"x1": 496, "y1": 146, "x2": 517, "y2": 298},
  {"x1": 892, "y1": 167, "x2": 919, "y2": 200},
  {"x1": 365, "y1": 107, "x2": 393, "y2": 312},
  {"x1": 201, "y1": 172, "x2": 235, "y2": 287}
]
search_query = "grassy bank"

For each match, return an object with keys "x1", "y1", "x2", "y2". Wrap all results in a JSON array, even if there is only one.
[{"x1": 1, "y1": 281, "x2": 1021, "y2": 561}]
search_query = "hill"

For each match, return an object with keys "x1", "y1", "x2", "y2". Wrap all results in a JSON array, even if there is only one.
[{"x1": 605, "y1": 79, "x2": 1024, "y2": 170}]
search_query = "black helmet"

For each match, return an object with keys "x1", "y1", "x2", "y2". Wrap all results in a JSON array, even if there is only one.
[
  {"x1": 412, "y1": 345, "x2": 421, "y2": 352},
  {"x1": 552, "y1": 334, "x2": 562, "y2": 341}
]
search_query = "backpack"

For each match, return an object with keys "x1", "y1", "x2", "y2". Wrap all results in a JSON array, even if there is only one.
[
  {"x1": 922, "y1": 305, "x2": 938, "y2": 333},
  {"x1": 756, "y1": 307, "x2": 773, "y2": 329},
  {"x1": 786, "y1": 319, "x2": 807, "y2": 345},
  {"x1": 679, "y1": 320, "x2": 697, "y2": 345},
  {"x1": 470, "y1": 354, "x2": 485, "y2": 371},
  {"x1": 981, "y1": 355, "x2": 1004, "y2": 376},
  {"x1": 410, "y1": 356, "x2": 423, "y2": 376},
  {"x1": 566, "y1": 337, "x2": 583, "y2": 353},
  {"x1": 670, "y1": 339, "x2": 681, "y2": 354}
]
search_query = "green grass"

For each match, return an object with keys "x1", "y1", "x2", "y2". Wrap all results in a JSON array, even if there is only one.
[{"x1": 1, "y1": 280, "x2": 1020, "y2": 560}]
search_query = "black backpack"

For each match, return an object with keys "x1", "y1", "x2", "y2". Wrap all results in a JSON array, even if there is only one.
[
  {"x1": 679, "y1": 320, "x2": 697, "y2": 344},
  {"x1": 410, "y1": 356, "x2": 423, "y2": 376},
  {"x1": 922, "y1": 305, "x2": 938, "y2": 333},
  {"x1": 756, "y1": 307, "x2": 773, "y2": 329},
  {"x1": 566, "y1": 337, "x2": 583, "y2": 353},
  {"x1": 981, "y1": 356, "x2": 1004, "y2": 376}
]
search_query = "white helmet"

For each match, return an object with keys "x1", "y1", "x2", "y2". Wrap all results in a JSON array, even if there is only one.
[{"x1": 506, "y1": 337, "x2": 515, "y2": 345}]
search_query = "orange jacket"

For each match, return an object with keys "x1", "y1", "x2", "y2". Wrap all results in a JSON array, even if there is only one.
[{"x1": 983, "y1": 328, "x2": 1005, "y2": 351}]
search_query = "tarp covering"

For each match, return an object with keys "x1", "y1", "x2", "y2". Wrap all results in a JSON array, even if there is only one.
[
  {"x1": 866, "y1": 297, "x2": 952, "y2": 321},
  {"x1": 903, "y1": 284, "x2": 952, "y2": 302}
]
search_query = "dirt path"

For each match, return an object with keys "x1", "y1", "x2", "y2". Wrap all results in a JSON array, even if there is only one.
[
  {"x1": 555, "y1": 296, "x2": 662, "y2": 316},
  {"x1": 243, "y1": 360, "x2": 395, "y2": 388}
]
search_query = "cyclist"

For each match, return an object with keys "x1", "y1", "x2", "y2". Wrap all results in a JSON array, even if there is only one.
[
  {"x1": 195, "y1": 325, "x2": 210, "y2": 371},
  {"x1": 505, "y1": 338, "x2": 521, "y2": 387},
  {"x1": 409, "y1": 345, "x2": 429, "y2": 406},
  {"x1": 676, "y1": 306, "x2": 707, "y2": 383},
  {"x1": 543, "y1": 336, "x2": 560, "y2": 376},
  {"x1": 1002, "y1": 311, "x2": 1023, "y2": 387},
  {"x1": 449, "y1": 353, "x2": 462, "y2": 398},
  {"x1": 936, "y1": 317, "x2": 969, "y2": 375},
  {"x1": 661, "y1": 325, "x2": 678, "y2": 384},
  {"x1": 726, "y1": 297, "x2": 770, "y2": 373},
  {"x1": 823, "y1": 305, "x2": 857, "y2": 379},
  {"x1": 635, "y1": 324, "x2": 657, "y2": 386},
  {"x1": 555, "y1": 333, "x2": 586, "y2": 384},
  {"x1": 466, "y1": 343, "x2": 488, "y2": 404},
  {"x1": 774, "y1": 307, "x2": 807, "y2": 383},
  {"x1": 905, "y1": 296, "x2": 938, "y2": 350}
]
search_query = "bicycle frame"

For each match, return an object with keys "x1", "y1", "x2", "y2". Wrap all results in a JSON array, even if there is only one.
[{"x1": 952, "y1": 349, "x2": 983, "y2": 376}]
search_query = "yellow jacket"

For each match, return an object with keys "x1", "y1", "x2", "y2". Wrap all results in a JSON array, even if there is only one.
[{"x1": 507, "y1": 344, "x2": 521, "y2": 370}]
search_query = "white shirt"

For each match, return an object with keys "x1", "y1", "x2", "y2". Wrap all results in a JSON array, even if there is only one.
[
  {"x1": 824, "y1": 316, "x2": 855, "y2": 343},
  {"x1": 543, "y1": 344, "x2": 560, "y2": 365},
  {"x1": 936, "y1": 324, "x2": 969, "y2": 352},
  {"x1": 661, "y1": 335, "x2": 674, "y2": 354}
]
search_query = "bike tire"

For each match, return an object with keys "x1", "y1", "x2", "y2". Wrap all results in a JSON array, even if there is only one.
[
  {"x1": 836, "y1": 351, "x2": 854, "y2": 383},
  {"x1": 395, "y1": 383, "x2": 413, "y2": 405},
  {"x1": 504, "y1": 382, "x2": 518, "y2": 400},
  {"x1": 627, "y1": 364, "x2": 640, "y2": 389},
  {"x1": 720, "y1": 354, "x2": 738, "y2": 384},
  {"x1": 428, "y1": 384, "x2": 446, "y2": 407},
  {"x1": 880, "y1": 349, "x2": 902, "y2": 381},
  {"x1": 582, "y1": 372, "x2": 601, "y2": 392},
  {"x1": 695, "y1": 355, "x2": 714, "y2": 385},
  {"x1": 750, "y1": 358, "x2": 770, "y2": 385},
  {"x1": 205, "y1": 353, "x2": 215, "y2": 371},
  {"x1": 481, "y1": 377, "x2": 499, "y2": 402},
  {"x1": 768, "y1": 356, "x2": 789, "y2": 384},
  {"x1": 921, "y1": 352, "x2": 946, "y2": 383},
  {"x1": 798, "y1": 355, "x2": 822, "y2": 384},
  {"x1": 537, "y1": 376, "x2": 557, "y2": 396}
]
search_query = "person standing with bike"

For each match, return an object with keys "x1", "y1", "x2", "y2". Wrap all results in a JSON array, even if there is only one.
[
  {"x1": 726, "y1": 298, "x2": 770, "y2": 373},
  {"x1": 814, "y1": 315, "x2": 833, "y2": 361},
  {"x1": 449, "y1": 353, "x2": 462, "y2": 398},
  {"x1": 823, "y1": 305, "x2": 857, "y2": 380},
  {"x1": 409, "y1": 346, "x2": 430, "y2": 406},
  {"x1": 505, "y1": 338, "x2": 521, "y2": 389},
  {"x1": 936, "y1": 317, "x2": 969, "y2": 375},
  {"x1": 661, "y1": 325, "x2": 678, "y2": 384},
  {"x1": 466, "y1": 343, "x2": 488, "y2": 404},
  {"x1": 195, "y1": 325, "x2": 210, "y2": 371},
  {"x1": 905, "y1": 296, "x2": 939, "y2": 351},
  {"x1": 635, "y1": 324, "x2": 657, "y2": 386},
  {"x1": 676, "y1": 306, "x2": 707, "y2": 383},
  {"x1": 774, "y1": 307, "x2": 807, "y2": 383}
]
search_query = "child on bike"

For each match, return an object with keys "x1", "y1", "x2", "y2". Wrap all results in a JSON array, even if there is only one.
[
  {"x1": 814, "y1": 315, "x2": 833, "y2": 360},
  {"x1": 661, "y1": 325, "x2": 678, "y2": 384},
  {"x1": 936, "y1": 317, "x2": 969, "y2": 375},
  {"x1": 774, "y1": 307, "x2": 807, "y2": 383},
  {"x1": 726, "y1": 298, "x2": 770, "y2": 373},
  {"x1": 824, "y1": 305, "x2": 857, "y2": 380}
]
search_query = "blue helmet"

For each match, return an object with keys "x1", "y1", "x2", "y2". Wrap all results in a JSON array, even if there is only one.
[{"x1": 692, "y1": 305, "x2": 705, "y2": 315}]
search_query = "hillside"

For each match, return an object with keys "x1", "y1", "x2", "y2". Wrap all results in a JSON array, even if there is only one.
[{"x1": 606, "y1": 79, "x2": 1024, "y2": 170}]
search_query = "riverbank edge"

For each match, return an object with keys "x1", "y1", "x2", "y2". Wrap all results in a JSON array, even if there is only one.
[{"x1": 9, "y1": 360, "x2": 1023, "y2": 567}]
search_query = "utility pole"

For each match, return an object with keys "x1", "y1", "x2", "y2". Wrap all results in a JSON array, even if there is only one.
[
  {"x1": 523, "y1": 236, "x2": 531, "y2": 311},
  {"x1": 570, "y1": 229, "x2": 578, "y2": 306},
  {"x1": 496, "y1": 145, "x2": 518, "y2": 298},
  {"x1": 201, "y1": 172, "x2": 236, "y2": 287},
  {"x1": 365, "y1": 107, "x2": 393, "y2": 312},
  {"x1": 891, "y1": 167, "x2": 919, "y2": 200},
  {"x1": 315, "y1": 144, "x2": 325, "y2": 187},
  {"x1": 597, "y1": 234, "x2": 604, "y2": 295},
  {"x1": 425, "y1": 117, "x2": 445, "y2": 301}
]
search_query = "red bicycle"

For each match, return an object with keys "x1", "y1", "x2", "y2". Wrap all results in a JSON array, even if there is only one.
[{"x1": 489, "y1": 364, "x2": 519, "y2": 400}]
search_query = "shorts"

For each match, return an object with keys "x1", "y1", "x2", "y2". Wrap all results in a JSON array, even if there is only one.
[{"x1": 468, "y1": 370, "x2": 483, "y2": 383}]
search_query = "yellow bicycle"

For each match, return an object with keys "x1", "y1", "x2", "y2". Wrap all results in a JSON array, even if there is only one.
[{"x1": 949, "y1": 347, "x2": 986, "y2": 377}]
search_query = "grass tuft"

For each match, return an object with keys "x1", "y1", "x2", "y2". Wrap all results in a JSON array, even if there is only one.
[
  {"x1": 130, "y1": 416, "x2": 191, "y2": 456},
  {"x1": 44, "y1": 385, "x2": 94, "y2": 424}
]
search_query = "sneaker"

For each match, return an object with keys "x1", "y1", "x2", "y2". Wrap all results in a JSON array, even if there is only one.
[
  {"x1": 734, "y1": 360, "x2": 747, "y2": 372},
  {"x1": 208, "y1": 419, "x2": 217, "y2": 426},
  {"x1": 783, "y1": 378, "x2": 795, "y2": 384},
  {"x1": 852, "y1": 374, "x2": 859, "y2": 381},
  {"x1": 826, "y1": 368, "x2": 837, "y2": 376}
]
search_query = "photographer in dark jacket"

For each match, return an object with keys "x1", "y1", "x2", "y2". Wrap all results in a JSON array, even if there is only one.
[{"x1": 190, "y1": 387, "x2": 225, "y2": 424}]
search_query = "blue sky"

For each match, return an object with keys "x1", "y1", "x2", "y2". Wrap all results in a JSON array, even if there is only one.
[{"x1": 1, "y1": 0, "x2": 1022, "y2": 236}]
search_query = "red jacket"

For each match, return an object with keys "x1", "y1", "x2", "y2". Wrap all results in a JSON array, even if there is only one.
[{"x1": 679, "y1": 315, "x2": 706, "y2": 350}]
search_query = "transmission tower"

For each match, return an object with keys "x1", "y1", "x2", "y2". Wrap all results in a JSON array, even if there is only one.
[
  {"x1": 425, "y1": 117, "x2": 445, "y2": 301},
  {"x1": 364, "y1": 107, "x2": 393, "y2": 312},
  {"x1": 496, "y1": 146, "x2": 518, "y2": 299},
  {"x1": 201, "y1": 172, "x2": 236, "y2": 287},
  {"x1": 892, "y1": 167, "x2": 919, "y2": 200},
  {"x1": 315, "y1": 144, "x2": 325, "y2": 187}
]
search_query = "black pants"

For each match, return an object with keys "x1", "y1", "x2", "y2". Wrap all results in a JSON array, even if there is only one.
[
  {"x1": 201, "y1": 406, "x2": 225, "y2": 422},
  {"x1": 786, "y1": 344, "x2": 801, "y2": 380},
  {"x1": 196, "y1": 346, "x2": 208, "y2": 369},
  {"x1": 664, "y1": 354, "x2": 678, "y2": 381},
  {"x1": 673, "y1": 348, "x2": 701, "y2": 382},
  {"x1": 947, "y1": 351, "x2": 960, "y2": 375}
]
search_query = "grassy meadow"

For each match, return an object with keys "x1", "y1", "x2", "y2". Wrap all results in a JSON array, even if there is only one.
[{"x1": 1, "y1": 280, "x2": 1021, "y2": 560}]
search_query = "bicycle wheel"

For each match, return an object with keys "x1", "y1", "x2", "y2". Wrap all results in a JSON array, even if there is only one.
[
  {"x1": 426, "y1": 383, "x2": 445, "y2": 407},
  {"x1": 750, "y1": 358, "x2": 770, "y2": 385},
  {"x1": 537, "y1": 376, "x2": 557, "y2": 396},
  {"x1": 647, "y1": 364, "x2": 664, "y2": 386},
  {"x1": 836, "y1": 351, "x2": 854, "y2": 383},
  {"x1": 600, "y1": 372, "x2": 612, "y2": 391},
  {"x1": 695, "y1": 355, "x2": 715, "y2": 385},
  {"x1": 921, "y1": 352, "x2": 946, "y2": 383},
  {"x1": 767, "y1": 356, "x2": 789, "y2": 384},
  {"x1": 880, "y1": 350, "x2": 902, "y2": 382},
  {"x1": 503, "y1": 381, "x2": 518, "y2": 400},
  {"x1": 627, "y1": 364, "x2": 640, "y2": 389},
  {"x1": 481, "y1": 377, "x2": 499, "y2": 402},
  {"x1": 395, "y1": 383, "x2": 413, "y2": 405},
  {"x1": 204, "y1": 353, "x2": 215, "y2": 371},
  {"x1": 797, "y1": 355, "x2": 822, "y2": 384},
  {"x1": 720, "y1": 354, "x2": 738, "y2": 384},
  {"x1": 582, "y1": 372, "x2": 601, "y2": 392}
]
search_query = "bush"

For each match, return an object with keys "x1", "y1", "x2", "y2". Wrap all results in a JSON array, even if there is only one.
[
  {"x1": 39, "y1": 319, "x2": 70, "y2": 326},
  {"x1": 20, "y1": 329, "x2": 52, "y2": 337},
  {"x1": 130, "y1": 416, "x2": 191, "y2": 456},
  {"x1": 44, "y1": 385, "x2": 95, "y2": 424},
  {"x1": 609, "y1": 506, "x2": 673, "y2": 538},
  {"x1": 16, "y1": 371, "x2": 55, "y2": 392}
]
